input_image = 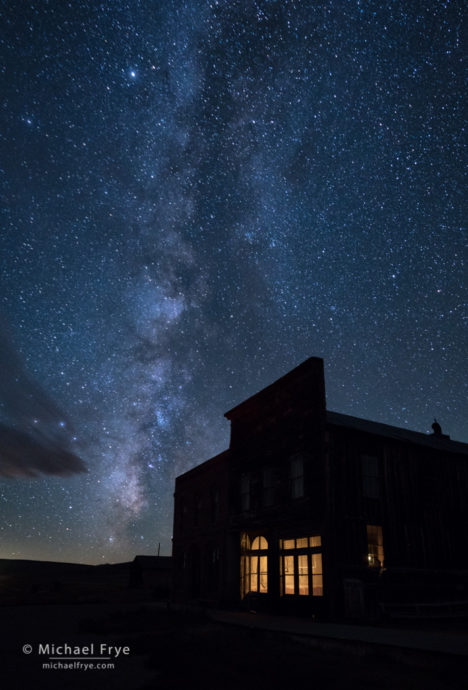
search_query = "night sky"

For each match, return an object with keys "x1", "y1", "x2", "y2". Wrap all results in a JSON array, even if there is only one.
[{"x1": 0, "y1": 1, "x2": 465, "y2": 564}]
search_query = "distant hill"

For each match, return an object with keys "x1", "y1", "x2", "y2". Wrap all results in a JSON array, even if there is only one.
[
  {"x1": 0, "y1": 557, "x2": 172, "y2": 604},
  {"x1": 0, "y1": 558, "x2": 93, "y2": 573},
  {"x1": 0, "y1": 558, "x2": 133, "y2": 604}
]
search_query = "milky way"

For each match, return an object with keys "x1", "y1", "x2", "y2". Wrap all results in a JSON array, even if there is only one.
[{"x1": 0, "y1": 1, "x2": 465, "y2": 563}]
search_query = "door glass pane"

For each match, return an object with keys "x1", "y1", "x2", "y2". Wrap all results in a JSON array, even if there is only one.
[
  {"x1": 284, "y1": 555, "x2": 294, "y2": 574},
  {"x1": 284, "y1": 554, "x2": 295, "y2": 594},
  {"x1": 298, "y1": 554, "x2": 308, "y2": 574},
  {"x1": 299, "y1": 575, "x2": 309, "y2": 595},
  {"x1": 251, "y1": 555, "x2": 258, "y2": 574},
  {"x1": 312, "y1": 575, "x2": 323, "y2": 596},
  {"x1": 250, "y1": 556, "x2": 258, "y2": 592},
  {"x1": 312, "y1": 553, "x2": 322, "y2": 574},
  {"x1": 285, "y1": 575, "x2": 295, "y2": 594},
  {"x1": 298, "y1": 555, "x2": 309, "y2": 595}
]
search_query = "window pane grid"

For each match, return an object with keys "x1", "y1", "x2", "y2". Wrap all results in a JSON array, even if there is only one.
[
  {"x1": 280, "y1": 536, "x2": 322, "y2": 550},
  {"x1": 241, "y1": 533, "x2": 269, "y2": 595},
  {"x1": 262, "y1": 468, "x2": 275, "y2": 507},
  {"x1": 290, "y1": 457, "x2": 304, "y2": 498},
  {"x1": 362, "y1": 456, "x2": 380, "y2": 499},
  {"x1": 279, "y1": 537, "x2": 323, "y2": 597}
]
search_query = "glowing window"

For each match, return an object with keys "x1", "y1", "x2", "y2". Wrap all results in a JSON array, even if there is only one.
[
  {"x1": 279, "y1": 536, "x2": 323, "y2": 597},
  {"x1": 283, "y1": 555, "x2": 294, "y2": 594},
  {"x1": 240, "y1": 533, "x2": 268, "y2": 598},
  {"x1": 312, "y1": 552, "x2": 323, "y2": 596},
  {"x1": 298, "y1": 554, "x2": 309, "y2": 595},
  {"x1": 240, "y1": 533, "x2": 251, "y2": 551},
  {"x1": 367, "y1": 525, "x2": 384, "y2": 568},
  {"x1": 250, "y1": 555, "x2": 268, "y2": 593},
  {"x1": 251, "y1": 536, "x2": 268, "y2": 550},
  {"x1": 280, "y1": 536, "x2": 321, "y2": 550}
]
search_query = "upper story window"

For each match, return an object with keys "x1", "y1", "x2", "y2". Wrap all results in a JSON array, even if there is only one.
[
  {"x1": 193, "y1": 493, "x2": 202, "y2": 526},
  {"x1": 262, "y1": 467, "x2": 275, "y2": 507},
  {"x1": 179, "y1": 498, "x2": 187, "y2": 529},
  {"x1": 361, "y1": 455, "x2": 380, "y2": 499},
  {"x1": 210, "y1": 486, "x2": 220, "y2": 523},
  {"x1": 289, "y1": 455, "x2": 304, "y2": 499},
  {"x1": 240, "y1": 474, "x2": 250, "y2": 512}
]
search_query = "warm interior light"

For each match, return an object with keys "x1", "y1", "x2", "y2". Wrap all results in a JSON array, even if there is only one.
[{"x1": 279, "y1": 537, "x2": 323, "y2": 597}]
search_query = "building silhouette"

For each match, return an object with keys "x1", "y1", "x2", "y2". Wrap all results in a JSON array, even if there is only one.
[{"x1": 173, "y1": 358, "x2": 468, "y2": 619}]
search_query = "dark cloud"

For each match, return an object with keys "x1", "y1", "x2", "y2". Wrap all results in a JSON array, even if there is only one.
[
  {"x1": 0, "y1": 424, "x2": 86, "y2": 478},
  {"x1": 0, "y1": 324, "x2": 86, "y2": 479}
]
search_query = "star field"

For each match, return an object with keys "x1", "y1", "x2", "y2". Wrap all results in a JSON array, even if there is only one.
[{"x1": 0, "y1": 1, "x2": 466, "y2": 563}]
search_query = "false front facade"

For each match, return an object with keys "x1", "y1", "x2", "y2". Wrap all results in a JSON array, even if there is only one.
[{"x1": 172, "y1": 358, "x2": 468, "y2": 619}]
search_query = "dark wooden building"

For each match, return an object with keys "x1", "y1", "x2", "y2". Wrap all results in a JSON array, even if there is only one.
[
  {"x1": 129, "y1": 555, "x2": 172, "y2": 596},
  {"x1": 172, "y1": 358, "x2": 468, "y2": 619}
]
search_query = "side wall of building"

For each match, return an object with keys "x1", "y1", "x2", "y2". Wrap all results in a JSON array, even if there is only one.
[
  {"x1": 173, "y1": 452, "x2": 230, "y2": 603},
  {"x1": 329, "y1": 424, "x2": 468, "y2": 617}
]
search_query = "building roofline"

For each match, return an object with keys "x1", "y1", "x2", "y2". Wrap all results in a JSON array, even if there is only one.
[
  {"x1": 327, "y1": 411, "x2": 468, "y2": 455},
  {"x1": 132, "y1": 555, "x2": 172, "y2": 567},
  {"x1": 175, "y1": 449, "x2": 229, "y2": 483},
  {"x1": 224, "y1": 357, "x2": 324, "y2": 419}
]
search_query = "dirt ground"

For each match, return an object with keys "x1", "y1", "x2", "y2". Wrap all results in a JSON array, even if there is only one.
[{"x1": 0, "y1": 601, "x2": 466, "y2": 690}]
